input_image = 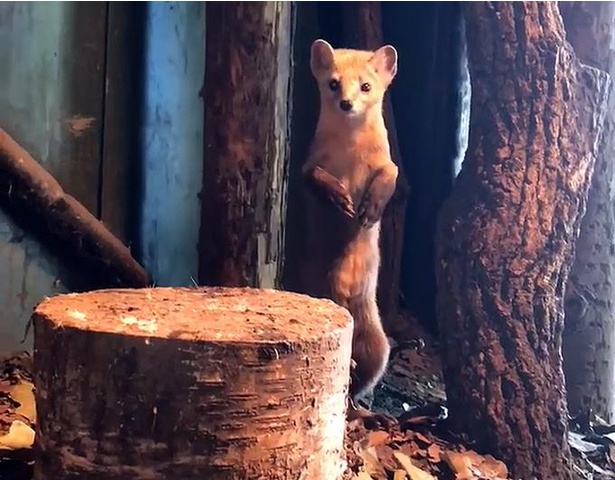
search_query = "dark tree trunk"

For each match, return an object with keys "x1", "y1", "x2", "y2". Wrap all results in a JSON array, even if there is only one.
[
  {"x1": 199, "y1": 2, "x2": 294, "y2": 288},
  {"x1": 33, "y1": 287, "x2": 353, "y2": 480},
  {"x1": 435, "y1": 3, "x2": 610, "y2": 479},
  {"x1": 559, "y1": 1, "x2": 615, "y2": 424},
  {"x1": 338, "y1": 1, "x2": 410, "y2": 334}
]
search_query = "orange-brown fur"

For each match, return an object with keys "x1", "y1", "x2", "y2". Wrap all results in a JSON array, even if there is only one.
[{"x1": 301, "y1": 40, "x2": 399, "y2": 406}]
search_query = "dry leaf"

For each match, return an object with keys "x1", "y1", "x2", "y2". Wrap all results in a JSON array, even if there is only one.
[
  {"x1": 356, "y1": 471, "x2": 372, "y2": 480},
  {"x1": 362, "y1": 446, "x2": 387, "y2": 480},
  {"x1": 0, "y1": 420, "x2": 35, "y2": 450},
  {"x1": 393, "y1": 451, "x2": 436, "y2": 480},
  {"x1": 427, "y1": 443, "x2": 441, "y2": 463},
  {"x1": 368, "y1": 430, "x2": 390, "y2": 447},
  {"x1": 374, "y1": 444, "x2": 397, "y2": 471},
  {"x1": 10, "y1": 382, "x2": 36, "y2": 424},
  {"x1": 413, "y1": 433, "x2": 431, "y2": 446},
  {"x1": 0, "y1": 380, "x2": 36, "y2": 425},
  {"x1": 399, "y1": 441, "x2": 418, "y2": 458},
  {"x1": 443, "y1": 451, "x2": 473, "y2": 479},
  {"x1": 477, "y1": 454, "x2": 508, "y2": 478},
  {"x1": 393, "y1": 470, "x2": 408, "y2": 480}
]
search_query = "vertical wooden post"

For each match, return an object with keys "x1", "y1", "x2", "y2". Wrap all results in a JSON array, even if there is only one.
[{"x1": 199, "y1": 2, "x2": 294, "y2": 288}]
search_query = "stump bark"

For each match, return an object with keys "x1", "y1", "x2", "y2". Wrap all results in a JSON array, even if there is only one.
[
  {"x1": 435, "y1": 2, "x2": 610, "y2": 479},
  {"x1": 32, "y1": 287, "x2": 353, "y2": 480}
]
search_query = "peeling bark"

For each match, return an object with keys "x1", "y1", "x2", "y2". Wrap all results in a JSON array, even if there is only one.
[
  {"x1": 199, "y1": 2, "x2": 294, "y2": 288},
  {"x1": 435, "y1": 3, "x2": 610, "y2": 479},
  {"x1": 33, "y1": 287, "x2": 353, "y2": 480},
  {"x1": 560, "y1": 1, "x2": 615, "y2": 423}
]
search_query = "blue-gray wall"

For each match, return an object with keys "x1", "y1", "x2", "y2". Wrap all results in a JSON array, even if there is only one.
[
  {"x1": 139, "y1": 2, "x2": 205, "y2": 287},
  {"x1": 0, "y1": 2, "x2": 206, "y2": 352}
]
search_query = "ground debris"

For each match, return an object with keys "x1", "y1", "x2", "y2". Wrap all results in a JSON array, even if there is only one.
[
  {"x1": 343, "y1": 408, "x2": 511, "y2": 480},
  {"x1": 567, "y1": 410, "x2": 615, "y2": 479},
  {"x1": 0, "y1": 351, "x2": 35, "y2": 479}
]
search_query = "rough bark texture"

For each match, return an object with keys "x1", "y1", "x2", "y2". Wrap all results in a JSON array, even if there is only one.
[
  {"x1": 0, "y1": 128, "x2": 149, "y2": 289},
  {"x1": 199, "y1": 1, "x2": 294, "y2": 289},
  {"x1": 33, "y1": 287, "x2": 353, "y2": 480},
  {"x1": 339, "y1": 1, "x2": 410, "y2": 334},
  {"x1": 560, "y1": 1, "x2": 615, "y2": 424},
  {"x1": 435, "y1": 3, "x2": 610, "y2": 479}
]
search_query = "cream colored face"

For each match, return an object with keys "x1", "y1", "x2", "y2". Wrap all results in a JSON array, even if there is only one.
[{"x1": 310, "y1": 39, "x2": 398, "y2": 119}]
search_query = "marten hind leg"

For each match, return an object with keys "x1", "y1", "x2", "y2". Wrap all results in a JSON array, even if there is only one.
[{"x1": 345, "y1": 297, "x2": 396, "y2": 429}]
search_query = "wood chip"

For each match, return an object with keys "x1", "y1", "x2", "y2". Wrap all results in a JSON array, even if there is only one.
[
  {"x1": 393, "y1": 451, "x2": 436, "y2": 480},
  {"x1": 368, "y1": 430, "x2": 390, "y2": 447},
  {"x1": 442, "y1": 451, "x2": 473, "y2": 479},
  {"x1": 478, "y1": 454, "x2": 508, "y2": 478},
  {"x1": 393, "y1": 470, "x2": 408, "y2": 480},
  {"x1": 427, "y1": 443, "x2": 441, "y2": 462}
]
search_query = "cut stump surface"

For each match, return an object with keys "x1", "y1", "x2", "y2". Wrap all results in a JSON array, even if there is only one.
[{"x1": 33, "y1": 287, "x2": 354, "y2": 480}]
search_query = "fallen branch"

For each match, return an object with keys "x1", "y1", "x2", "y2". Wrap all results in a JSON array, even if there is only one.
[{"x1": 0, "y1": 128, "x2": 149, "y2": 289}]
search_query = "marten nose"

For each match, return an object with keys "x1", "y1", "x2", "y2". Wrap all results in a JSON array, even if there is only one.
[{"x1": 339, "y1": 100, "x2": 353, "y2": 112}]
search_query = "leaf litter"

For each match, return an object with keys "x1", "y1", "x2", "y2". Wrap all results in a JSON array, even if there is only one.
[{"x1": 0, "y1": 351, "x2": 35, "y2": 480}]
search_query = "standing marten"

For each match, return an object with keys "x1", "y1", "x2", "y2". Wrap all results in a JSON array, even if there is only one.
[{"x1": 301, "y1": 39, "x2": 399, "y2": 426}]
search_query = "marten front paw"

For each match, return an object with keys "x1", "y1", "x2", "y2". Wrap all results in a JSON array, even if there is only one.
[
  {"x1": 311, "y1": 166, "x2": 355, "y2": 218},
  {"x1": 329, "y1": 188, "x2": 355, "y2": 218},
  {"x1": 357, "y1": 190, "x2": 386, "y2": 228}
]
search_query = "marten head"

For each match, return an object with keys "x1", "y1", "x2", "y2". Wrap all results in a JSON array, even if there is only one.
[{"x1": 310, "y1": 39, "x2": 398, "y2": 120}]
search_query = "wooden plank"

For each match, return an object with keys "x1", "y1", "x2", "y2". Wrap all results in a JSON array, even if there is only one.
[
  {"x1": 0, "y1": 3, "x2": 106, "y2": 352},
  {"x1": 55, "y1": 2, "x2": 108, "y2": 214},
  {"x1": 100, "y1": 3, "x2": 146, "y2": 245}
]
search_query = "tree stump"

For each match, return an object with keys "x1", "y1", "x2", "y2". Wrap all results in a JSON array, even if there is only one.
[{"x1": 32, "y1": 287, "x2": 353, "y2": 480}]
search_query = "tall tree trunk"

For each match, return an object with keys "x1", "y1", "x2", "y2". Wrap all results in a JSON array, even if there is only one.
[
  {"x1": 338, "y1": 1, "x2": 410, "y2": 333},
  {"x1": 559, "y1": 1, "x2": 615, "y2": 424},
  {"x1": 435, "y1": 3, "x2": 610, "y2": 479},
  {"x1": 199, "y1": 2, "x2": 294, "y2": 288}
]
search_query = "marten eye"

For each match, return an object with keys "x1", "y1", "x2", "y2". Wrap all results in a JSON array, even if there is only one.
[
  {"x1": 328, "y1": 79, "x2": 340, "y2": 91},
  {"x1": 361, "y1": 82, "x2": 371, "y2": 92}
]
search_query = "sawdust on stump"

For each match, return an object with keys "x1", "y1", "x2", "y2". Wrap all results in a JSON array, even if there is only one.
[{"x1": 32, "y1": 287, "x2": 354, "y2": 480}]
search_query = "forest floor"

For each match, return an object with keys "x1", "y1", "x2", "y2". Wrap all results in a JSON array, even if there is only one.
[
  {"x1": 0, "y1": 315, "x2": 614, "y2": 480},
  {"x1": 342, "y1": 311, "x2": 615, "y2": 480}
]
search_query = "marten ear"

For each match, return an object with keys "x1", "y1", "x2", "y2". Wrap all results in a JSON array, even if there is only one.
[
  {"x1": 311, "y1": 39, "x2": 335, "y2": 75},
  {"x1": 369, "y1": 45, "x2": 398, "y2": 85}
]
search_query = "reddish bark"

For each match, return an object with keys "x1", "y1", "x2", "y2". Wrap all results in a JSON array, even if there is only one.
[{"x1": 435, "y1": 2, "x2": 610, "y2": 478}]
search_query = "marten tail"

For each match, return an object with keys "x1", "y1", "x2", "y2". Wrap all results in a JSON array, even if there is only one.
[{"x1": 347, "y1": 296, "x2": 390, "y2": 398}]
